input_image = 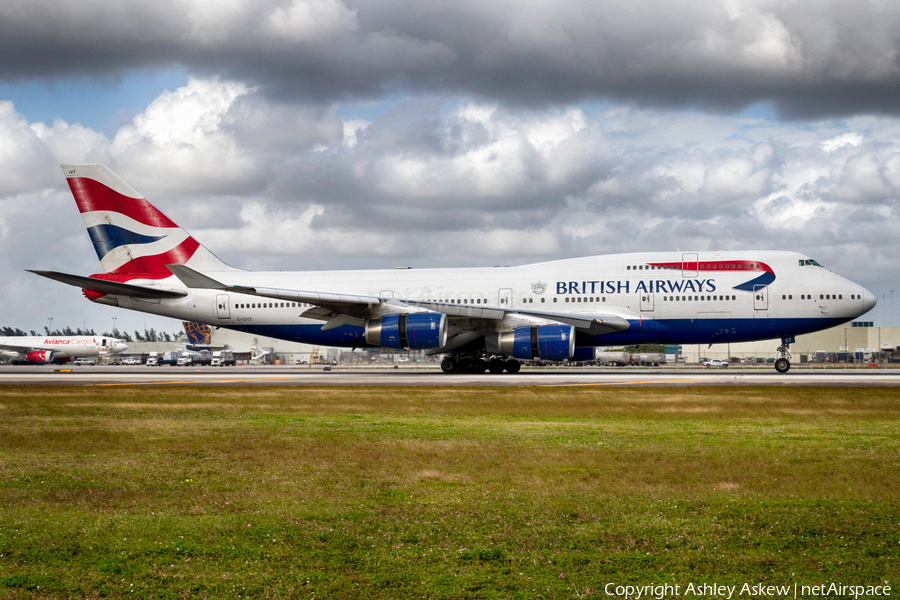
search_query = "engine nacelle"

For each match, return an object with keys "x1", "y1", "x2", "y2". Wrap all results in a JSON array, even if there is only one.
[
  {"x1": 498, "y1": 324, "x2": 575, "y2": 360},
  {"x1": 25, "y1": 350, "x2": 54, "y2": 363},
  {"x1": 365, "y1": 312, "x2": 448, "y2": 349}
]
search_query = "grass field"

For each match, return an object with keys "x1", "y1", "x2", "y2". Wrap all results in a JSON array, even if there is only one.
[{"x1": 0, "y1": 385, "x2": 897, "y2": 599}]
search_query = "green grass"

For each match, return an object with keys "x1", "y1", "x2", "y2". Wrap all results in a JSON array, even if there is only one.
[{"x1": 0, "y1": 385, "x2": 897, "y2": 598}]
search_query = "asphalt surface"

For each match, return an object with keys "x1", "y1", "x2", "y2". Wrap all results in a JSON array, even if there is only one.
[{"x1": 1, "y1": 364, "x2": 899, "y2": 386}]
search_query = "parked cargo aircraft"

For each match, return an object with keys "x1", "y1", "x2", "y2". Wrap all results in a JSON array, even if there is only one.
[
  {"x1": 0, "y1": 335, "x2": 127, "y2": 364},
  {"x1": 31, "y1": 164, "x2": 876, "y2": 374}
]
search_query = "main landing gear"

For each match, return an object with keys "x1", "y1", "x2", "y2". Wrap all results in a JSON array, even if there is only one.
[
  {"x1": 774, "y1": 339, "x2": 793, "y2": 373},
  {"x1": 440, "y1": 353, "x2": 521, "y2": 374}
]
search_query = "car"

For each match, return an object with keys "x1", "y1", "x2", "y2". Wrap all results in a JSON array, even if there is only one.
[
  {"x1": 704, "y1": 359, "x2": 728, "y2": 368},
  {"x1": 72, "y1": 358, "x2": 95, "y2": 366},
  {"x1": 121, "y1": 358, "x2": 141, "y2": 365}
]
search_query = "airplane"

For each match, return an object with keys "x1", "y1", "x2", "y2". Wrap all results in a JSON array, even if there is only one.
[
  {"x1": 0, "y1": 335, "x2": 127, "y2": 364},
  {"x1": 30, "y1": 164, "x2": 876, "y2": 374}
]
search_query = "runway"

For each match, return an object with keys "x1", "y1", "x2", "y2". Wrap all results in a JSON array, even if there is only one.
[{"x1": 2, "y1": 364, "x2": 899, "y2": 386}]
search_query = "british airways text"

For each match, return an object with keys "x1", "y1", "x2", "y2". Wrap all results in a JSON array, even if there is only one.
[{"x1": 556, "y1": 279, "x2": 718, "y2": 295}]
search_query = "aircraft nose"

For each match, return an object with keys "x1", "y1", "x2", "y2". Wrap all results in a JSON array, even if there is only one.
[{"x1": 861, "y1": 288, "x2": 877, "y2": 314}]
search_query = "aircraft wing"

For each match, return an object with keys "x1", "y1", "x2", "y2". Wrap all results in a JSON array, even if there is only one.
[
  {"x1": 166, "y1": 265, "x2": 630, "y2": 335},
  {"x1": 0, "y1": 343, "x2": 34, "y2": 354},
  {"x1": 167, "y1": 264, "x2": 382, "y2": 323},
  {"x1": 29, "y1": 270, "x2": 188, "y2": 299},
  {"x1": 406, "y1": 300, "x2": 628, "y2": 335}
]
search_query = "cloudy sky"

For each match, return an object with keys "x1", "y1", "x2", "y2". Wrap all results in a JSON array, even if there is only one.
[{"x1": 1, "y1": 0, "x2": 898, "y2": 336}]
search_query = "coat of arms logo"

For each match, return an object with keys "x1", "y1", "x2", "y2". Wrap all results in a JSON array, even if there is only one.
[{"x1": 531, "y1": 281, "x2": 547, "y2": 295}]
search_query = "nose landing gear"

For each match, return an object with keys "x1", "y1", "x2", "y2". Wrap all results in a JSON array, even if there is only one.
[{"x1": 774, "y1": 338, "x2": 793, "y2": 373}]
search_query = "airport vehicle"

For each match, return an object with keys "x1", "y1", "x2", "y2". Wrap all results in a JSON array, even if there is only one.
[
  {"x1": 596, "y1": 351, "x2": 666, "y2": 367},
  {"x1": 121, "y1": 357, "x2": 141, "y2": 365},
  {"x1": 176, "y1": 349, "x2": 211, "y2": 367},
  {"x1": 0, "y1": 334, "x2": 126, "y2": 364},
  {"x1": 72, "y1": 358, "x2": 96, "y2": 366},
  {"x1": 633, "y1": 352, "x2": 666, "y2": 366},
  {"x1": 32, "y1": 164, "x2": 877, "y2": 374},
  {"x1": 211, "y1": 350, "x2": 236, "y2": 367},
  {"x1": 146, "y1": 350, "x2": 179, "y2": 366},
  {"x1": 704, "y1": 359, "x2": 728, "y2": 368}
]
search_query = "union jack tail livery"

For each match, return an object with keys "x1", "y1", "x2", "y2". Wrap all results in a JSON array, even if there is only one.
[{"x1": 62, "y1": 164, "x2": 234, "y2": 278}]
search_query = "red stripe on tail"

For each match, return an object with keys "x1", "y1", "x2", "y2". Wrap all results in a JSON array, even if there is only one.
[{"x1": 67, "y1": 177, "x2": 179, "y2": 229}]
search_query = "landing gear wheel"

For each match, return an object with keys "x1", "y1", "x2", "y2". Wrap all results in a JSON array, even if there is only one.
[
  {"x1": 440, "y1": 357, "x2": 458, "y2": 374},
  {"x1": 488, "y1": 359, "x2": 506, "y2": 374},
  {"x1": 468, "y1": 359, "x2": 487, "y2": 374},
  {"x1": 504, "y1": 359, "x2": 521, "y2": 374},
  {"x1": 774, "y1": 358, "x2": 790, "y2": 373}
]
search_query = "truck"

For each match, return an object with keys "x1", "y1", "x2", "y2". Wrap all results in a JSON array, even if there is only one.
[
  {"x1": 634, "y1": 352, "x2": 666, "y2": 366},
  {"x1": 176, "y1": 349, "x2": 211, "y2": 366},
  {"x1": 596, "y1": 351, "x2": 630, "y2": 366},
  {"x1": 147, "y1": 350, "x2": 180, "y2": 366},
  {"x1": 211, "y1": 350, "x2": 236, "y2": 367},
  {"x1": 595, "y1": 351, "x2": 667, "y2": 367}
]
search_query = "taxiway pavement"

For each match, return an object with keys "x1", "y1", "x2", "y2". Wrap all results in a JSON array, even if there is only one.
[{"x1": 1, "y1": 364, "x2": 898, "y2": 387}]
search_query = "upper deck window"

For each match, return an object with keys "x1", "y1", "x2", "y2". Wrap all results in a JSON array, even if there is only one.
[{"x1": 800, "y1": 259, "x2": 823, "y2": 267}]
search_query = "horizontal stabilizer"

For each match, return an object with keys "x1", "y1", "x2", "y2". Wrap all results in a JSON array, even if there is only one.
[{"x1": 28, "y1": 270, "x2": 187, "y2": 299}]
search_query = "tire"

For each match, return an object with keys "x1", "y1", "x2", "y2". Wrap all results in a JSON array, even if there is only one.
[
  {"x1": 468, "y1": 359, "x2": 488, "y2": 374},
  {"x1": 774, "y1": 358, "x2": 790, "y2": 373},
  {"x1": 487, "y1": 359, "x2": 505, "y2": 374},
  {"x1": 504, "y1": 359, "x2": 521, "y2": 374},
  {"x1": 440, "y1": 357, "x2": 457, "y2": 374}
]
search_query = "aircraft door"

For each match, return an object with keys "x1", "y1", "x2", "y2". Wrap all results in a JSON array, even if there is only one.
[
  {"x1": 682, "y1": 253, "x2": 698, "y2": 278},
  {"x1": 753, "y1": 285, "x2": 768, "y2": 310},
  {"x1": 498, "y1": 288, "x2": 513, "y2": 307},
  {"x1": 216, "y1": 294, "x2": 231, "y2": 319},
  {"x1": 640, "y1": 293, "x2": 654, "y2": 312}
]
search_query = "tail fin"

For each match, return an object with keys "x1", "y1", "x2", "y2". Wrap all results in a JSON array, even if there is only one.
[
  {"x1": 62, "y1": 164, "x2": 237, "y2": 276},
  {"x1": 183, "y1": 321, "x2": 211, "y2": 347}
]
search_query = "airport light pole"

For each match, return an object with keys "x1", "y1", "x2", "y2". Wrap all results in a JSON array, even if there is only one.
[
  {"x1": 112, "y1": 317, "x2": 117, "y2": 336},
  {"x1": 47, "y1": 317, "x2": 53, "y2": 335}
]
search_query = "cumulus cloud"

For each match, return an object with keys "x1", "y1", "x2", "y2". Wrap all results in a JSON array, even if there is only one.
[{"x1": 2, "y1": 0, "x2": 900, "y2": 117}]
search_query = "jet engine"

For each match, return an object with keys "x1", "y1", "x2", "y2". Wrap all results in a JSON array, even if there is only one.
[
  {"x1": 25, "y1": 350, "x2": 54, "y2": 363},
  {"x1": 498, "y1": 324, "x2": 575, "y2": 360},
  {"x1": 365, "y1": 313, "x2": 448, "y2": 349}
]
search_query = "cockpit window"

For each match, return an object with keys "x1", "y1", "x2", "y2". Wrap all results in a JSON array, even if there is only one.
[{"x1": 799, "y1": 259, "x2": 823, "y2": 267}]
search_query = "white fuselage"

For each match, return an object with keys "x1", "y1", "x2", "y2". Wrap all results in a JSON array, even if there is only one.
[{"x1": 93, "y1": 251, "x2": 875, "y2": 348}]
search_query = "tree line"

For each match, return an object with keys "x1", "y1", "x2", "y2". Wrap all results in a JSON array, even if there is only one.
[{"x1": 1, "y1": 326, "x2": 182, "y2": 342}]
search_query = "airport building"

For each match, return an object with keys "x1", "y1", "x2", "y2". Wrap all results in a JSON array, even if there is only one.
[{"x1": 680, "y1": 322, "x2": 900, "y2": 364}]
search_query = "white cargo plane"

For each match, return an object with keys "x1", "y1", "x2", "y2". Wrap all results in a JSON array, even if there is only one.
[
  {"x1": 31, "y1": 164, "x2": 876, "y2": 374},
  {"x1": 0, "y1": 335, "x2": 127, "y2": 364}
]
